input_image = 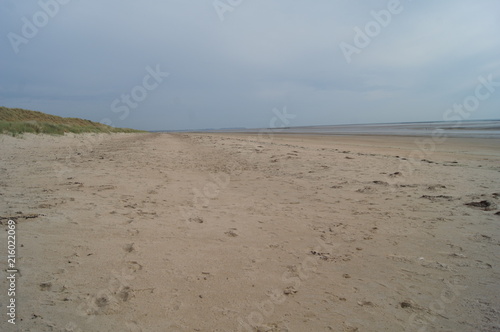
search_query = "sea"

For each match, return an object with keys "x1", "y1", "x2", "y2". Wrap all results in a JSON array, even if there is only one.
[{"x1": 208, "y1": 120, "x2": 500, "y2": 139}]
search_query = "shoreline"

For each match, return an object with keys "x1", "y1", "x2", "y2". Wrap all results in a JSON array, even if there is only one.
[
  {"x1": 185, "y1": 119, "x2": 500, "y2": 139},
  {"x1": 193, "y1": 130, "x2": 500, "y2": 139}
]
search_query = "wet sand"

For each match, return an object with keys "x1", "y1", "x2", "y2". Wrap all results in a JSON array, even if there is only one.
[{"x1": 1, "y1": 132, "x2": 499, "y2": 331}]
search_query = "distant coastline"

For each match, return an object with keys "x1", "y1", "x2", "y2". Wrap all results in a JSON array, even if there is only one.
[{"x1": 161, "y1": 120, "x2": 500, "y2": 139}]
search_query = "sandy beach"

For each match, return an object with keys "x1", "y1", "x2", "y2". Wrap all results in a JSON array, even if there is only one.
[{"x1": 1, "y1": 132, "x2": 499, "y2": 332}]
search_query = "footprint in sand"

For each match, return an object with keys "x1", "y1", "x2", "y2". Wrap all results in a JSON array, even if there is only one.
[
  {"x1": 123, "y1": 243, "x2": 135, "y2": 253},
  {"x1": 189, "y1": 217, "x2": 204, "y2": 224},
  {"x1": 127, "y1": 229, "x2": 140, "y2": 236},
  {"x1": 39, "y1": 282, "x2": 52, "y2": 291},
  {"x1": 356, "y1": 186, "x2": 376, "y2": 194},
  {"x1": 126, "y1": 261, "x2": 143, "y2": 273},
  {"x1": 427, "y1": 184, "x2": 447, "y2": 191},
  {"x1": 224, "y1": 229, "x2": 238, "y2": 237}
]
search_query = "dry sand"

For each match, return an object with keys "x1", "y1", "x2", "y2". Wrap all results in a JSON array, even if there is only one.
[{"x1": 0, "y1": 132, "x2": 499, "y2": 332}]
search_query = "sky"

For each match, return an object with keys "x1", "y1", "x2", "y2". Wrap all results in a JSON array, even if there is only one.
[{"x1": 1, "y1": 0, "x2": 499, "y2": 131}]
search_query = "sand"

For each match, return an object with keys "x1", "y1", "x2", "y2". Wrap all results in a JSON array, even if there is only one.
[{"x1": 0, "y1": 132, "x2": 499, "y2": 332}]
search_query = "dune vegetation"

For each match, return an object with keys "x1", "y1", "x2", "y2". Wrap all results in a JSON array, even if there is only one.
[{"x1": 0, "y1": 107, "x2": 145, "y2": 136}]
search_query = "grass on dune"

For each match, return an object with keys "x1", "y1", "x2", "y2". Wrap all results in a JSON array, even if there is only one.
[{"x1": 0, "y1": 107, "x2": 145, "y2": 136}]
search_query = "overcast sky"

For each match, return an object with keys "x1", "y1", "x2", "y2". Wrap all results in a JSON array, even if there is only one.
[{"x1": 1, "y1": 0, "x2": 499, "y2": 131}]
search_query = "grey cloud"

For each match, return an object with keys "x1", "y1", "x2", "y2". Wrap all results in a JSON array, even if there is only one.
[{"x1": 1, "y1": 0, "x2": 499, "y2": 130}]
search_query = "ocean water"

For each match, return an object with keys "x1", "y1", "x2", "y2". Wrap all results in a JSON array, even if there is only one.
[{"x1": 214, "y1": 120, "x2": 500, "y2": 139}]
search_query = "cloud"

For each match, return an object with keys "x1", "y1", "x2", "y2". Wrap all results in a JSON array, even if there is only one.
[{"x1": 1, "y1": 0, "x2": 499, "y2": 130}]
